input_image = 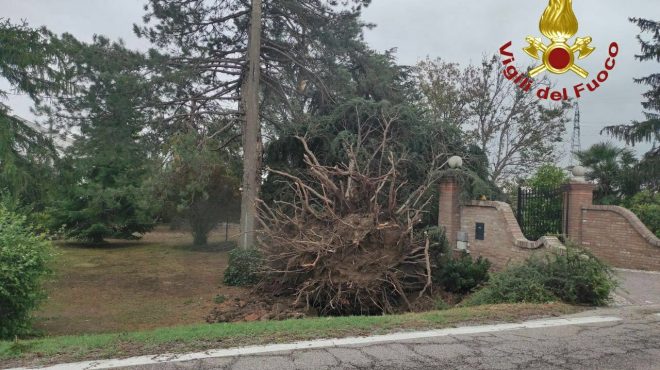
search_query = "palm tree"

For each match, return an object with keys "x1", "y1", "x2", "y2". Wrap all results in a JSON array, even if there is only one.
[{"x1": 576, "y1": 143, "x2": 640, "y2": 204}]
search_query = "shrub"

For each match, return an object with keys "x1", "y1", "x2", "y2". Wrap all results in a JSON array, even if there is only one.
[
  {"x1": 436, "y1": 252, "x2": 491, "y2": 294},
  {"x1": 0, "y1": 207, "x2": 53, "y2": 339},
  {"x1": 464, "y1": 263, "x2": 557, "y2": 305},
  {"x1": 426, "y1": 227, "x2": 450, "y2": 269},
  {"x1": 434, "y1": 297, "x2": 450, "y2": 310},
  {"x1": 542, "y1": 248, "x2": 617, "y2": 306},
  {"x1": 625, "y1": 190, "x2": 660, "y2": 237},
  {"x1": 464, "y1": 247, "x2": 617, "y2": 307},
  {"x1": 223, "y1": 248, "x2": 262, "y2": 286}
]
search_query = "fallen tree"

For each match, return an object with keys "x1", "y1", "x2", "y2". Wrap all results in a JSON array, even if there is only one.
[{"x1": 257, "y1": 114, "x2": 450, "y2": 315}]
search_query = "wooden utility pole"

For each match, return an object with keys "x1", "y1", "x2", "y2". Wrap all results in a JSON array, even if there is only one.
[{"x1": 239, "y1": 0, "x2": 263, "y2": 249}]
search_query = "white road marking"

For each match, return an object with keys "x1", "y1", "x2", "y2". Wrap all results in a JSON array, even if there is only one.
[
  {"x1": 11, "y1": 316, "x2": 621, "y2": 370},
  {"x1": 613, "y1": 268, "x2": 660, "y2": 275}
]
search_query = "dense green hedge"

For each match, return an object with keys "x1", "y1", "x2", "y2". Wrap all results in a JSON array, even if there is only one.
[
  {"x1": 465, "y1": 247, "x2": 617, "y2": 307},
  {"x1": 0, "y1": 207, "x2": 53, "y2": 339}
]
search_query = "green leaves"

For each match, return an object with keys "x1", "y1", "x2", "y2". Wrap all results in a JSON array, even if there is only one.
[
  {"x1": 223, "y1": 248, "x2": 262, "y2": 286},
  {"x1": 436, "y1": 253, "x2": 491, "y2": 295},
  {"x1": 42, "y1": 38, "x2": 157, "y2": 243},
  {"x1": 465, "y1": 247, "x2": 617, "y2": 307},
  {"x1": 527, "y1": 164, "x2": 569, "y2": 190},
  {"x1": 624, "y1": 190, "x2": 660, "y2": 237},
  {"x1": 576, "y1": 143, "x2": 642, "y2": 202},
  {"x1": 156, "y1": 132, "x2": 241, "y2": 246},
  {"x1": 0, "y1": 114, "x2": 57, "y2": 213},
  {"x1": 414, "y1": 56, "x2": 570, "y2": 182},
  {"x1": 602, "y1": 18, "x2": 660, "y2": 160},
  {"x1": 0, "y1": 206, "x2": 53, "y2": 339},
  {"x1": 0, "y1": 20, "x2": 65, "y2": 103}
]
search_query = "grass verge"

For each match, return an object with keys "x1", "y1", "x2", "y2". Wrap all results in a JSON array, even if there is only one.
[{"x1": 1, "y1": 303, "x2": 582, "y2": 368}]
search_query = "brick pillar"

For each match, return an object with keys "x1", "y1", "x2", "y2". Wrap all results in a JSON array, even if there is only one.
[
  {"x1": 563, "y1": 181, "x2": 595, "y2": 244},
  {"x1": 439, "y1": 176, "x2": 460, "y2": 248}
]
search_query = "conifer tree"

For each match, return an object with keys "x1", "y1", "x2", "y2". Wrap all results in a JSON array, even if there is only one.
[
  {"x1": 43, "y1": 36, "x2": 157, "y2": 242},
  {"x1": 0, "y1": 20, "x2": 64, "y2": 214},
  {"x1": 603, "y1": 18, "x2": 660, "y2": 154}
]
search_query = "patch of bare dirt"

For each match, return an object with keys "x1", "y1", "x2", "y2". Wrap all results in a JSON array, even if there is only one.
[{"x1": 205, "y1": 294, "x2": 310, "y2": 323}]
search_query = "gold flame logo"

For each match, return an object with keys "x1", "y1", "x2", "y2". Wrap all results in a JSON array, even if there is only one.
[{"x1": 524, "y1": 0, "x2": 594, "y2": 78}]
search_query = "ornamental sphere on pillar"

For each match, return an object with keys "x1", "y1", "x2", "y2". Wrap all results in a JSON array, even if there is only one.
[
  {"x1": 572, "y1": 165, "x2": 587, "y2": 182},
  {"x1": 448, "y1": 156, "x2": 463, "y2": 169}
]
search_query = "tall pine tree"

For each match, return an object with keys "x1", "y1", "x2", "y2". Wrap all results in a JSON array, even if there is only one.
[{"x1": 43, "y1": 36, "x2": 157, "y2": 242}]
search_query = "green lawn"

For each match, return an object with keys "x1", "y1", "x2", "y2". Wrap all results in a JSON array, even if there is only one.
[
  {"x1": 34, "y1": 226, "x2": 244, "y2": 336},
  {"x1": 1, "y1": 303, "x2": 581, "y2": 368}
]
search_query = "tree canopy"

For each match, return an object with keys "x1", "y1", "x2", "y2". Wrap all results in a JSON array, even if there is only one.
[
  {"x1": 602, "y1": 18, "x2": 659, "y2": 155},
  {"x1": 415, "y1": 57, "x2": 568, "y2": 183}
]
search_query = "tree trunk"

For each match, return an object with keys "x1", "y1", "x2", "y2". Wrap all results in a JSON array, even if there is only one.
[
  {"x1": 193, "y1": 232, "x2": 208, "y2": 246},
  {"x1": 239, "y1": 0, "x2": 263, "y2": 249}
]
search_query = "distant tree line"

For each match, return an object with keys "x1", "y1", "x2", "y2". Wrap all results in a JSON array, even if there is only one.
[{"x1": 0, "y1": 12, "x2": 657, "y2": 244}]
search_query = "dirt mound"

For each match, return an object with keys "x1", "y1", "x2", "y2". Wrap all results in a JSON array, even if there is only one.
[{"x1": 206, "y1": 295, "x2": 309, "y2": 323}]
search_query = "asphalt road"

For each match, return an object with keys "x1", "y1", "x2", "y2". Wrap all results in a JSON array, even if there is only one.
[
  {"x1": 613, "y1": 269, "x2": 660, "y2": 306},
  {"x1": 109, "y1": 305, "x2": 660, "y2": 370}
]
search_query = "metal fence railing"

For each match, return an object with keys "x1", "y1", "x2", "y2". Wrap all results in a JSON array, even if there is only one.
[{"x1": 516, "y1": 186, "x2": 563, "y2": 240}]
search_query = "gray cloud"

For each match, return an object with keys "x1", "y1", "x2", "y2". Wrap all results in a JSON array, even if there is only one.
[
  {"x1": 2, "y1": 0, "x2": 657, "y2": 158},
  {"x1": 361, "y1": 0, "x2": 658, "y2": 158}
]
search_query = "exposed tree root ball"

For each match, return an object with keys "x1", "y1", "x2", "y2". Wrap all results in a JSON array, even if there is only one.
[{"x1": 257, "y1": 126, "x2": 447, "y2": 315}]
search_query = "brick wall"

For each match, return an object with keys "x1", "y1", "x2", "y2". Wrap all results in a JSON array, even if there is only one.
[
  {"x1": 438, "y1": 177, "x2": 659, "y2": 272},
  {"x1": 580, "y1": 205, "x2": 660, "y2": 271},
  {"x1": 460, "y1": 201, "x2": 563, "y2": 270}
]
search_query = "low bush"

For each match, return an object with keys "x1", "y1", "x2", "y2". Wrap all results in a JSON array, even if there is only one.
[
  {"x1": 0, "y1": 207, "x2": 54, "y2": 339},
  {"x1": 223, "y1": 248, "x2": 262, "y2": 286},
  {"x1": 464, "y1": 263, "x2": 557, "y2": 305},
  {"x1": 434, "y1": 297, "x2": 450, "y2": 310},
  {"x1": 436, "y1": 252, "x2": 491, "y2": 294},
  {"x1": 426, "y1": 226, "x2": 449, "y2": 266},
  {"x1": 542, "y1": 248, "x2": 617, "y2": 305},
  {"x1": 465, "y1": 247, "x2": 616, "y2": 307}
]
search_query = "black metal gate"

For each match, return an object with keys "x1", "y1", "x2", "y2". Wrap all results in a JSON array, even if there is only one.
[{"x1": 516, "y1": 187, "x2": 563, "y2": 240}]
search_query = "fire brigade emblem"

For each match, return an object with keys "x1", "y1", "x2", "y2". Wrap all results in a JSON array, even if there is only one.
[{"x1": 523, "y1": 0, "x2": 595, "y2": 78}]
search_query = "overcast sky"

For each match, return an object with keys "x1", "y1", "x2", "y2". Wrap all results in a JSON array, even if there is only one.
[{"x1": 1, "y1": 0, "x2": 658, "y2": 160}]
